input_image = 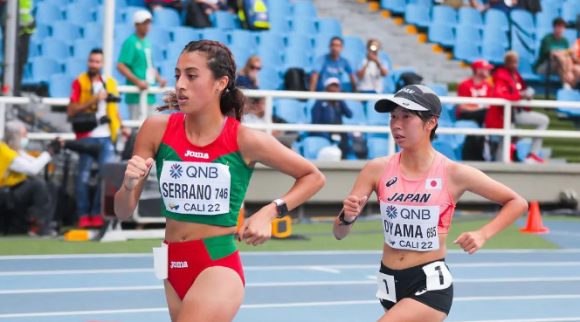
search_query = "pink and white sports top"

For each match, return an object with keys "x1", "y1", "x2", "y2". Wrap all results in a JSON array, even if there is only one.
[{"x1": 377, "y1": 151, "x2": 456, "y2": 252}]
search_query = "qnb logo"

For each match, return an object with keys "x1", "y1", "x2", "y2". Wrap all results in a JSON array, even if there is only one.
[
  {"x1": 170, "y1": 261, "x2": 188, "y2": 269},
  {"x1": 185, "y1": 150, "x2": 209, "y2": 159},
  {"x1": 385, "y1": 205, "x2": 398, "y2": 219},
  {"x1": 169, "y1": 164, "x2": 183, "y2": 179}
]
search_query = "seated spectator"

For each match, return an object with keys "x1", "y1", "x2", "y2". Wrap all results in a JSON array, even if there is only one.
[
  {"x1": 0, "y1": 121, "x2": 61, "y2": 237},
  {"x1": 146, "y1": 0, "x2": 182, "y2": 12},
  {"x1": 534, "y1": 18, "x2": 580, "y2": 90},
  {"x1": 310, "y1": 37, "x2": 357, "y2": 93},
  {"x1": 456, "y1": 59, "x2": 493, "y2": 126},
  {"x1": 357, "y1": 39, "x2": 389, "y2": 94},
  {"x1": 236, "y1": 56, "x2": 261, "y2": 90},
  {"x1": 309, "y1": 78, "x2": 353, "y2": 159},
  {"x1": 486, "y1": 51, "x2": 549, "y2": 163}
]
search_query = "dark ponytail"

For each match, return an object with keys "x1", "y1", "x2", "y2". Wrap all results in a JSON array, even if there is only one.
[{"x1": 157, "y1": 40, "x2": 245, "y2": 121}]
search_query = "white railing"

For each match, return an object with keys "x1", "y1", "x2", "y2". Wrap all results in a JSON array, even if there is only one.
[{"x1": 1, "y1": 86, "x2": 580, "y2": 163}]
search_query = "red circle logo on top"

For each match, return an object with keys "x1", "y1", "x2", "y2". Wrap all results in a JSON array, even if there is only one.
[{"x1": 430, "y1": 180, "x2": 437, "y2": 187}]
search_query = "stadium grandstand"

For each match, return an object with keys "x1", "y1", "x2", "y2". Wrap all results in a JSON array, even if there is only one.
[{"x1": 2, "y1": 0, "x2": 580, "y2": 321}]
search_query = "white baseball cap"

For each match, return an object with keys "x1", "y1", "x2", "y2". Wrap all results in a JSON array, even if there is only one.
[
  {"x1": 133, "y1": 10, "x2": 152, "y2": 24},
  {"x1": 324, "y1": 77, "x2": 341, "y2": 88}
]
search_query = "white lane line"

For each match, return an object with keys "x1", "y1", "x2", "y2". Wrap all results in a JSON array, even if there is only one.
[
  {"x1": 308, "y1": 266, "x2": 341, "y2": 273},
  {"x1": 1, "y1": 248, "x2": 580, "y2": 260},
  {"x1": 3, "y1": 261, "x2": 580, "y2": 276},
  {"x1": 3, "y1": 295, "x2": 580, "y2": 318},
  {"x1": 3, "y1": 276, "x2": 580, "y2": 294}
]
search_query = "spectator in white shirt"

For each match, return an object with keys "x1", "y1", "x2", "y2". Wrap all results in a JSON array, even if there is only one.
[{"x1": 357, "y1": 39, "x2": 389, "y2": 94}]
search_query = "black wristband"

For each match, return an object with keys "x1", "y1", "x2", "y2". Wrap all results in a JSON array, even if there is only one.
[{"x1": 338, "y1": 210, "x2": 357, "y2": 226}]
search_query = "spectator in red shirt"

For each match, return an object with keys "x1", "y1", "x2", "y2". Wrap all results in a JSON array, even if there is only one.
[
  {"x1": 486, "y1": 51, "x2": 549, "y2": 163},
  {"x1": 456, "y1": 59, "x2": 494, "y2": 126}
]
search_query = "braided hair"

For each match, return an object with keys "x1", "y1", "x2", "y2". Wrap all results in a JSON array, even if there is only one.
[{"x1": 157, "y1": 40, "x2": 246, "y2": 121}]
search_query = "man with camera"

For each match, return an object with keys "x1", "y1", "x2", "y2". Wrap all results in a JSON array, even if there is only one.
[
  {"x1": 67, "y1": 48, "x2": 130, "y2": 229},
  {"x1": 356, "y1": 39, "x2": 389, "y2": 94}
]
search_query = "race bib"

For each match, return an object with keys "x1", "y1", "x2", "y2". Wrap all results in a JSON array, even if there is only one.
[
  {"x1": 159, "y1": 160, "x2": 231, "y2": 215},
  {"x1": 380, "y1": 202, "x2": 440, "y2": 251},
  {"x1": 423, "y1": 261, "x2": 453, "y2": 291},
  {"x1": 375, "y1": 272, "x2": 397, "y2": 303}
]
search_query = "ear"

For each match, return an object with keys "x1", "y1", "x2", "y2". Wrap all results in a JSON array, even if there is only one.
[
  {"x1": 216, "y1": 75, "x2": 229, "y2": 92},
  {"x1": 426, "y1": 117, "x2": 438, "y2": 131}
]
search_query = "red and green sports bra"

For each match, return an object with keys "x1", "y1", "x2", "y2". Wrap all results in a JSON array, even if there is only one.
[{"x1": 155, "y1": 113, "x2": 253, "y2": 227}]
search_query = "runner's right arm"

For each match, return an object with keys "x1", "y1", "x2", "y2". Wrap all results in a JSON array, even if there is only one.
[
  {"x1": 114, "y1": 115, "x2": 166, "y2": 220},
  {"x1": 333, "y1": 158, "x2": 386, "y2": 240}
]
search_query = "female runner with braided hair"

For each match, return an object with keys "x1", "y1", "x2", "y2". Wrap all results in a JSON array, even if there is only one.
[{"x1": 114, "y1": 40, "x2": 326, "y2": 322}]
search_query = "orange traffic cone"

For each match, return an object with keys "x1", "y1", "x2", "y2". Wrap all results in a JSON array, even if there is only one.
[{"x1": 520, "y1": 201, "x2": 549, "y2": 234}]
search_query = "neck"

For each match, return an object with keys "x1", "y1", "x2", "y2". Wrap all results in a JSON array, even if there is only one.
[
  {"x1": 472, "y1": 75, "x2": 484, "y2": 84},
  {"x1": 184, "y1": 104, "x2": 225, "y2": 140},
  {"x1": 89, "y1": 73, "x2": 101, "y2": 82},
  {"x1": 136, "y1": 32, "x2": 146, "y2": 40},
  {"x1": 329, "y1": 53, "x2": 339, "y2": 60},
  {"x1": 400, "y1": 144, "x2": 437, "y2": 174}
]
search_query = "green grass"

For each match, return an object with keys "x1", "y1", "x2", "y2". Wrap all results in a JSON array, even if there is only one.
[{"x1": 0, "y1": 217, "x2": 560, "y2": 255}]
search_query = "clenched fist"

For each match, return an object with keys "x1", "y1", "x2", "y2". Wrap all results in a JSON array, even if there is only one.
[
  {"x1": 343, "y1": 195, "x2": 368, "y2": 222},
  {"x1": 124, "y1": 156, "x2": 154, "y2": 191},
  {"x1": 454, "y1": 231, "x2": 487, "y2": 255}
]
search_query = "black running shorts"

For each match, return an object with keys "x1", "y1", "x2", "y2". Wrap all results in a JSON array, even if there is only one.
[{"x1": 376, "y1": 259, "x2": 454, "y2": 315}]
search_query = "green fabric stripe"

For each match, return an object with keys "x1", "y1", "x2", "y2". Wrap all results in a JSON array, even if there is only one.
[{"x1": 203, "y1": 234, "x2": 237, "y2": 261}]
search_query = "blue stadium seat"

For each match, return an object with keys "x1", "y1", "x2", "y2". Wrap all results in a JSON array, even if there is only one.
[
  {"x1": 166, "y1": 46, "x2": 183, "y2": 64},
  {"x1": 484, "y1": 9, "x2": 509, "y2": 32},
  {"x1": 382, "y1": 0, "x2": 406, "y2": 14},
  {"x1": 482, "y1": 41, "x2": 506, "y2": 65},
  {"x1": 453, "y1": 41, "x2": 481, "y2": 63},
  {"x1": 150, "y1": 45, "x2": 165, "y2": 64},
  {"x1": 258, "y1": 32, "x2": 286, "y2": 49},
  {"x1": 275, "y1": 99, "x2": 307, "y2": 124},
  {"x1": 51, "y1": 21, "x2": 82, "y2": 44},
  {"x1": 40, "y1": 38, "x2": 72, "y2": 62},
  {"x1": 114, "y1": 24, "x2": 135, "y2": 44},
  {"x1": 231, "y1": 30, "x2": 258, "y2": 50},
  {"x1": 230, "y1": 46, "x2": 253, "y2": 70},
  {"x1": 43, "y1": 0, "x2": 71, "y2": 7},
  {"x1": 366, "y1": 100, "x2": 390, "y2": 125},
  {"x1": 564, "y1": 29, "x2": 577, "y2": 48},
  {"x1": 212, "y1": 11, "x2": 237, "y2": 30},
  {"x1": 269, "y1": 18, "x2": 291, "y2": 33},
  {"x1": 314, "y1": 33, "x2": 339, "y2": 49},
  {"x1": 293, "y1": 1, "x2": 318, "y2": 18},
  {"x1": 284, "y1": 49, "x2": 311, "y2": 71},
  {"x1": 269, "y1": 0, "x2": 291, "y2": 20},
  {"x1": 126, "y1": 0, "x2": 145, "y2": 6},
  {"x1": 34, "y1": 3, "x2": 63, "y2": 25},
  {"x1": 518, "y1": 57, "x2": 542, "y2": 82},
  {"x1": 405, "y1": 4, "x2": 431, "y2": 28},
  {"x1": 483, "y1": 27, "x2": 509, "y2": 49},
  {"x1": 76, "y1": 0, "x2": 101, "y2": 7},
  {"x1": 317, "y1": 18, "x2": 343, "y2": 36},
  {"x1": 172, "y1": 26, "x2": 200, "y2": 45},
  {"x1": 159, "y1": 61, "x2": 176, "y2": 87},
  {"x1": 367, "y1": 137, "x2": 389, "y2": 159},
  {"x1": 562, "y1": 1, "x2": 580, "y2": 23},
  {"x1": 291, "y1": 17, "x2": 318, "y2": 34},
  {"x1": 200, "y1": 28, "x2": 230, "y2": 45},
  {"x1": 454, "y1": 120, "x2": 479, "y2": 148},
  {"x1": 510, "y1": 9, "x2": 535, "y2": 37},
  {"x1": 30, "y1": 23, "x2": 51, "y2": 45},
  {"x1": 431, "y1": 5, "x2": 457, "y2": 27},
  {"x1": 302, "y1": 137, "x2": 331, "y2": 160},
  {"x1": 258, "y1": 47, "x2": 284, "y2": 68},
  {"x1": 458, "y1": 7, "x2": 483, "y2": 30},
  {"x1": 428, "y1": 24, "x2": 455, "y2": 47},
  {"x1": 433, "y1": 140, "x2": 458, "y2": 160},
  {"x1": 73, "y1": 39, "x2": 99, "y2": 59},
  {"x1": 535, "y1": 11, "x2": 557, "y2": 30},
  {"x1": 148, "y1": 27, "x2": 172, "y2": 45},
  {"x1": 153, "y1": 8, "x2": 181, "y2": 28},
  {"x1": 65, "y1": 58, "x2": 87, "y2": 78},
  {"x1": 65, "y1": 4, "x2": 94, "y2": 27},
  {"x1": 28, "y1": 57, "x2": 62, "y2": 83},
  {"x1": 83, "y1": 23, "x2": 104, "y2": 43},
  {"x1": 343, "y1": 35, "x2": 366, "y2": 53},
  {"x1": 343, "y1": 101, "x2": 367, "y2": 125},
  {"x1": 95, "y1": 5, "x2": 124, "y2": 24},
  {"x1": 49, "y1": 74, "x2": 74, "y2": 97},
  {"x1": 556, "y1": 89, "x2": 580, "y2": 117},
  {"x1": 511, "y1": 29, "x2": 535, "y2": 63},
  {"x1": 286, "y1": 34, "x2": 314, "y2": 50},
  {"x1": 257, "y1": 67, "x2": 283, "y2": 90},
  {"x1": 455, "y1": 25, "x2": 481, "y2": 47},
  {"x1": 427, "y1": 83, "x2": 449, "y2": 96},
  {"x1": 382, "y1": 75, "x2": 396, "y2": 93}
]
